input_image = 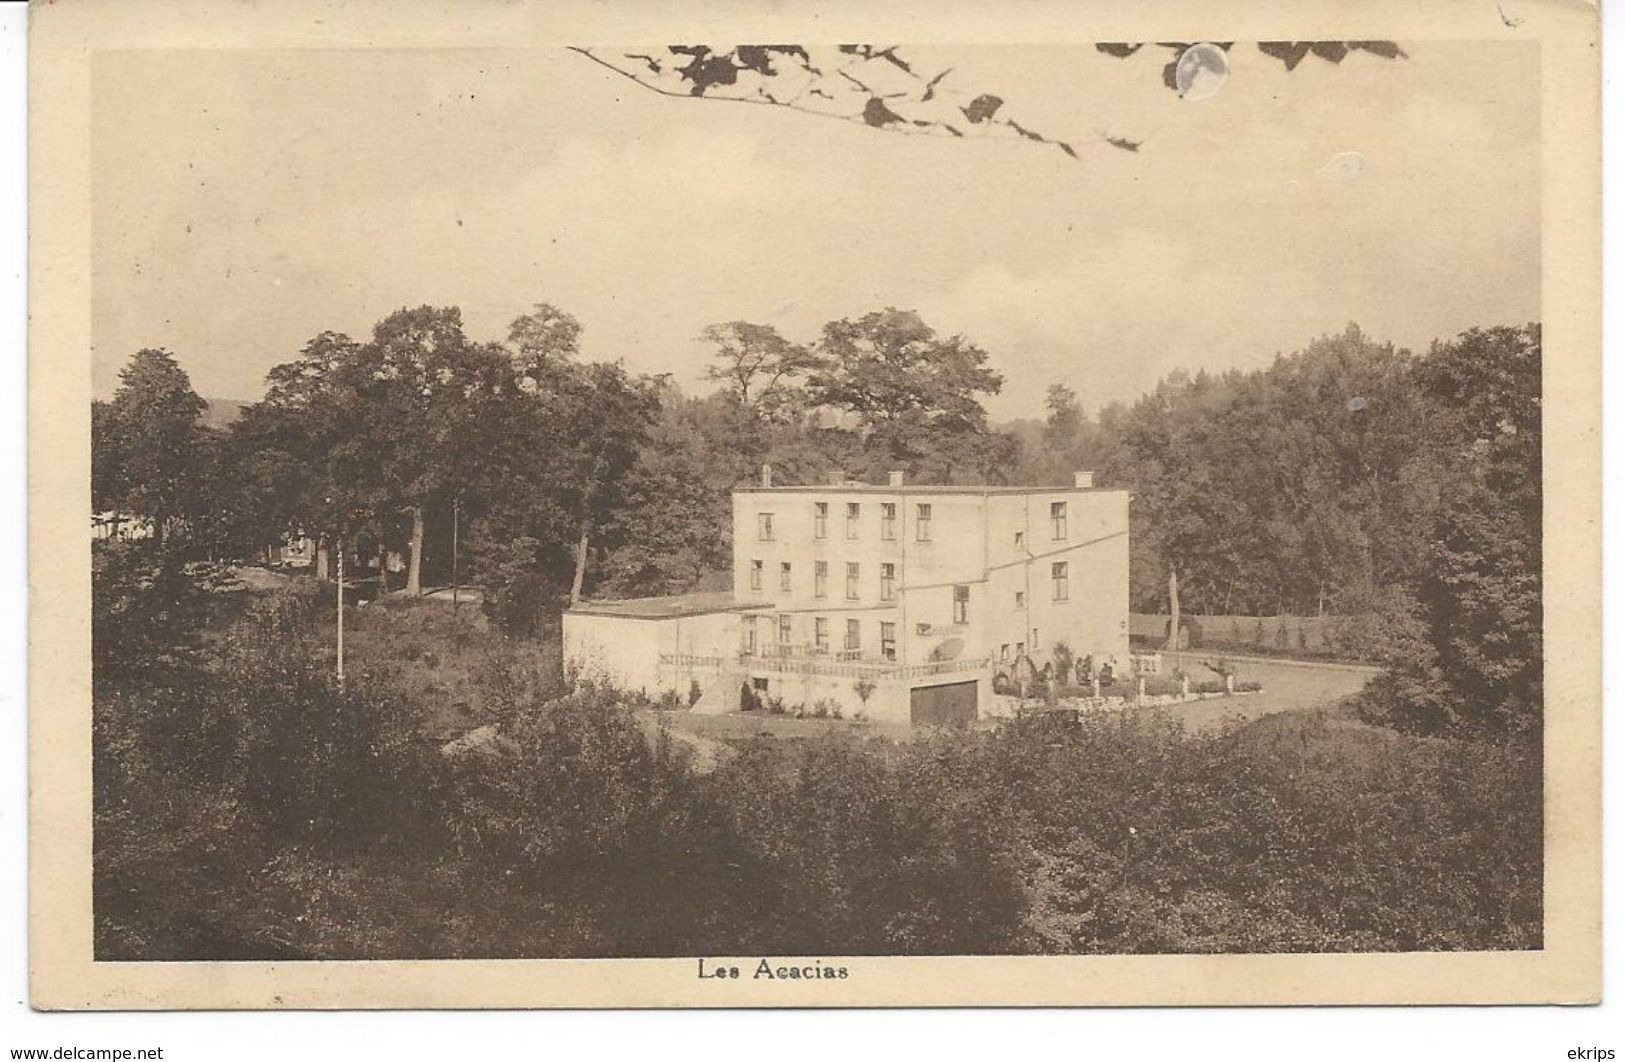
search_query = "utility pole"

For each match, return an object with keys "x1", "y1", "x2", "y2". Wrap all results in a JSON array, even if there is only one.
[
  {"x1": 1166, "y1": 568, "x2": 1182, "y2": 673},
  {"x1": 336, "y1": 532, "x2": 345, "y2": 690},
  {"x1": 452, "y1": 496, "x2": 460, "y2": 611}
]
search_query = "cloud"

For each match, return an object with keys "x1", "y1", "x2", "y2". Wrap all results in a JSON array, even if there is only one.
[{"x1": 910, "y1": 230, "x2": 1334, "y2": 416}]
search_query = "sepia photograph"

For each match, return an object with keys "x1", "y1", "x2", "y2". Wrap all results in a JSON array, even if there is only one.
[{"x1": 26, "y1": 0, "x2": 1601, "y2": 1012}]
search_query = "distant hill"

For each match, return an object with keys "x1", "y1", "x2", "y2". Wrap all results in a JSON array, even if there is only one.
[{"x1": 201, "y1": 398, "x2": 252, "y2": 429}]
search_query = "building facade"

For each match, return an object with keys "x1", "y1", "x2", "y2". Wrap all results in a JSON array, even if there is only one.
[{"x1": 562, "y1": 469, "x2": 1130, "y2": 725}]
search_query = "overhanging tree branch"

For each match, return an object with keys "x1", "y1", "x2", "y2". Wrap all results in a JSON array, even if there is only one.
[{"x1": 568, "y1": 45, "x2": 1134, "y2": 160}]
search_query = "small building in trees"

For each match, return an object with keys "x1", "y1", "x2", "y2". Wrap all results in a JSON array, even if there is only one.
[
  {"x1": 563, "y1": 591, "x2": 764, "y2": 705},
  {"x1": 562, "y1": 468, "x2": 1130, "y2": 724},
  {"x1": 91, "y1": 511, "x2": 155, "y2": 542}
]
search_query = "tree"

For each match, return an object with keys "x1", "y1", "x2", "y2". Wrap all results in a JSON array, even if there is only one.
[
  {"x1": 355, "y1": 306, "x2": 521, "y2": 596},
  {"x1": 596, "y1": 390, "x2": 737, "y2": 596},
  {"x1": 1101, "y1": 325, "x2": 1443, "y2": 616},
  {"x1": 1374, "y1": 324, "x2": 1542, "y2": 734},
  {"x1": 221, "y1": 331, "x2": 366, "y2": 570},
  {"x1": 547, "y1": 363, "x2": 662, "y2": 605},
  {"x1": 92, "y1": 540, "x2": 232, "y2": 694},
  {"x1": 807, "y1": 308, "x2": 1008, "y2": 481},
  {"x1": 507, "y1": 303, "x2": 583, "y2": 382},
  {"x1": 228, "y1": 311, "x2": 524, "y2": 597},
  {"x1": 700, "y1": 321, "x2": 817, "y2": 422},
  {"x1": 1018, "y1": 383, "x2": 1119, "y2": 486},
  {"x1": 93, "y1": 348, "x2": 209, "y2": 546}
]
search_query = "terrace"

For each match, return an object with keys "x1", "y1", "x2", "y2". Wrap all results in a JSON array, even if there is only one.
[{"x1": 660, "y1": 646, "x2": 990, "y2": 682}]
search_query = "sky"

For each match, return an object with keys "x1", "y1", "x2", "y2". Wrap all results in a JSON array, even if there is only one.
[{"x1": 90, "y1": 41, "x2": 1540, "y2": 419}]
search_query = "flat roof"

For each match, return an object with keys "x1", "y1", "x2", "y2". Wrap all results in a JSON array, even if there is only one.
[
  {"x1": 734, "y1": 484, "x2": 1125, "y2": 496},
  {"x1": 568, "y1": 590, "x2": 765, "y2": 620}
]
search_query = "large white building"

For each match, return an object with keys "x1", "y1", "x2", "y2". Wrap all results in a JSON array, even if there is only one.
[{"x1": 563, "y1": 468, "x2": 1129, "y2": 725}]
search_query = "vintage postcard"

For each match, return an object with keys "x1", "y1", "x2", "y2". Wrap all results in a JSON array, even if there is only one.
[{"x1": 29, "y1": 0, "x2": 1600, "y2": 1008}]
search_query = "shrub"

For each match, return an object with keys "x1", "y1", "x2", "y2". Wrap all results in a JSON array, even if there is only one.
[
  {"x1": 94, "y1": 560, "x2": 1543, "y2": 962},
  {"x1": 1051, "y1": 643, "x2": 1075, "y2": 684},
  {"x1": 92, "y1": 540, "x2": 240, "y2": 695},
  {"x1": 1139, "y1": 675, "x2": 1184, "y2": 698}
]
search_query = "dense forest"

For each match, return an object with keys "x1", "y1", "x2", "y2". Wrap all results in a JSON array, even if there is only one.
[
  {"x1": 89, "y1": 303, "x2": 1543, "y2": 958},
  {"x1": 94, "y1": 306, "x2": 1540, "y2": 734}
]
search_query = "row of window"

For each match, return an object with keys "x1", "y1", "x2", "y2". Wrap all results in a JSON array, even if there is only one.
[
  {"x1": 746, "y1": 615, "x2": 900, "y2": 660},
  {"x1": 757, "y1": 502, "x2": 1071, "y2": 543},
  {"x1": 748, "y1": 560, "x2": 1071, "y2": 602},
  {"x1": 746, "y1": 620, "x2": 1063, "y2": 666},
  {"x1": 750, "y1": 559, "x2": 903, "y2": 601}
]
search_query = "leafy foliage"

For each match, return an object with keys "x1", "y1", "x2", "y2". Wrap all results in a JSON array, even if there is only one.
[
  {"x1": 93, "y1": 578, "x2": 1541, "y2": 959},
  {"x1": 1360, "y1": 325, "x2": 1543, "y2": 734},
  {"x1": 572, "y1": 45, "x2": 1109, "y2": 159},
  {"x1": 808, "y1": 307, "x2": 1011, "y2": 481},
  {"x1": 1021, "y1": 322, "x2": 1541, "y2": 736},
  {"x1": 1096, "y1": 40, "x2": 1406, "y2": 94},
  {"x1": 91, "y1": 540, "x2": 237, "y2": 695},
  {"x1": 573, "y1": 41, "x2": 1406, "y2": 161},
  {"x1": 92, "y1": 348, "x2": 210, "y2": 542},
  {"x1": 700, "y1": 321, "x2": 818, "y2": 421}
]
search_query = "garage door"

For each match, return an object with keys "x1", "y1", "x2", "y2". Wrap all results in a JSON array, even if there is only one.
[{"x1": 910, "y1": 681, "x2": 978, "y2": 726}]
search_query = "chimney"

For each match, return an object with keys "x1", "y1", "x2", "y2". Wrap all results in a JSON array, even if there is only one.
[
  {"x1": 828, "y1": 469, "x2": 845, "y2": 486},
  {"x1": 1074, "y1": 471, "x2": 1095, "y2": 489},
  {"x1": 760, "y1": 463, "x2": 773, "y2": 488},
  {"x1": 888, "y1": 470, "x2": 905, "y2": 487}
]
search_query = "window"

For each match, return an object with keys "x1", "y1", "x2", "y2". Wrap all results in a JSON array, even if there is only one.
[
  {"x1": 881, "y1": 502, "x2": 896, "y2": 540},
  {"x1": 880, "y1": 622, "x2": 897, "y2": 661},
  {"x1": 757, "y1": 512, "x2": 774, "y2": 541},
  {"x1": 1016, "y1": 641, "x2": 1025, "y2": 658},
  {"x1": 846, "y1": 502, "x2": 861, "y2": 539},
  {"x1": 845, "y1": 562, "x2": 860, "y2": 600},
  {"x1": 814, "y1": 560, "x2": 828, "y2": 598},
  {"x1": 845, "y1": 618, "x2": 861, "y2": 653},
  {"x1": 1051, "y1": 501, "x2": 1068, "y2": 540},
  {"x1": 880, "y1": 563, "x2": 897, "y2": 601},
  {"x1": 777, "y1": 614, "x2": 792, "y2": 644},
  {"x1": 779, "y1": 562, "x2": 792, "y2": 592},
  {"x1": 814, "y1": 617, "x2": 829, "y2": 653},
  {"x1": 814, "y1": 502, "x2": 828, "y2": 539},
  {"x1": 744, "y1": 616, "x2": 758, "y2": 655},
  {"x1": 752, "y1": 676, "x2": 769, "y2": 692},
  {"x1": 1014, "y1": 530, "x2": 1024, "y2": 551},
  {"x1": 916, "y1": 503, "x2": 933, "y2": 541},
  {"x1": 750, "y1": 559, "x2": 763, "y2": 591},
  {"x1": 1000, "y1": 643, "x2": 1010, "y2": 662},
  {"x1": 953, "y1": 584, "x2": 970, "y2": 624},
  {"x1": 1052, "y1": 561, "x2": 1069, "y2": 601},
  {"x1": 1015, "y1": 590, "x2": 1026, "y2": 610}
]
